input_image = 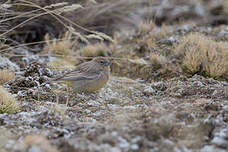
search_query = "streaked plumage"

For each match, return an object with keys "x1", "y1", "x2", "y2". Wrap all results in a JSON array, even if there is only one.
[{"x1": 54, "y1": 57, "x2": 110, "y2": 93}]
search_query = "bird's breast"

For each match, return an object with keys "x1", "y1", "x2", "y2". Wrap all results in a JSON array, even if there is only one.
[{"x1": 85, "y1": 69, "x2": 110, "y2": 92}]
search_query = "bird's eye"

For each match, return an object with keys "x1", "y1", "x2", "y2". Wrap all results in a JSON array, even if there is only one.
[{"x1": 99, "y1": 59, "x2": 110, "y2": 66}]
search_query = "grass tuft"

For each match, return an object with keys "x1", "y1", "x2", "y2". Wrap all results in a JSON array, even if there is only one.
[
  {"x1": 149, "y1": 53, "x2": 167, "y2": 70},
  {"x1": 81, "y1": 43, "x2": 109, "y2": 58},
  {"x1": 174, "y1": 33, "x2": 228, "y2": 79},
  {"x1": 0, "y1": 86, "x2": 20, "y2": 114},
  {"x1": 48, "y1": 58, "x2": 76, "y2": 71},
  {"x1": 139, "y1": 20, "x2": 155, "y2": 33},
  {"x1": 0, "y1": 69, "x2": 15, "y2": 84},
  {"x1": 44, "y1": 32, "x2": 77, "y2": 56}
]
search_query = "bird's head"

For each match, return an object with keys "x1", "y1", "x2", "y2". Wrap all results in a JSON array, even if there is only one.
[{"x1": 93, "y1": 57, "x2": 110, "y2": 67}]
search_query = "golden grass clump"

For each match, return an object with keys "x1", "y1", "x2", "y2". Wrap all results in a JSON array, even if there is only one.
[
  {"x1": 155, "y1": 24, "x2": 169, "y2": 39},
  {"x1": 223, "y1": 0, "x2": 228, "y2": 14},
  {"x1": 145, "y1": 37, "x2": 158, "y2": 49},
  {"x1": 81, "y1": 43, "x2": 109, "y2": 57},
  {"x1": 0, "y1": 86, "x2": 20, "y2": 114},
  {"x1": 44, "y1": 32, "x2": 76, "y2": 56},
  {"x1": 139, "y1": 20, "x2": 155, "y2": 33},
  {"x1": 47, "y1": 58, "x2": 76, "y2": 71},
  {"x1": 174, "y1": 33, "x2": 228, "y2": 79},
  {"x1": 139, "y1": 20, "x2": 169, "y2": 39},
  {"x1": 0, "y1": 69, "x2": 15, "y2": 84},
  {"x1": 149, "y1": 53, "x2": 167, "y2": 70}
]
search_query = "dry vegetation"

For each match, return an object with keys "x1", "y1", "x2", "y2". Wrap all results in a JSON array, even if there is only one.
[
  {"x1": 174, "y1": 33, "x2": 228, "y2": 79},
  {"x1": 0, "y1": 86, "x2": 20, "y2": 114},
  {"x1": 149, "y1": 53, "x2": 167, "y2": 70},
  {"x1": 43, "y1": 32, "x2": 77, "y2": 56},
  {"x1": 139, "y1": 20, "x2": 155, "y2": 33},
  {"x1": 47, "y1": 58, "x2": 76, "y2": 71},
  {"x1": 81, "y1": 43, "x2": 109, "y2": 58},
  {"x1": 44, "y1": 32, "x2": 78, "y2": 70},
  {"x1": 0, "y1": 69, "x2": 15, "y2": 84}
]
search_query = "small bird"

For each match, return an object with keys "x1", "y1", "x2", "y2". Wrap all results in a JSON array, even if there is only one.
[{"x1": 53, "y1": 57, "x2": 110, "y2": 93}]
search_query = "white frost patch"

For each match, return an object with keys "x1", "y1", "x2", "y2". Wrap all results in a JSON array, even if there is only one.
[
  {"x1": 118, "y1": 136, "x2": 130, "y2": 151},
  {"x1": 18, "y1": 111, "x2": 40, "y2": 124},
  {"x1": 201, "y1": 145, "x2": 227, "y2": 152},
  {"x1": 91, "y1": 111, "x2": 102, "y2": 117},
  {"x1": 144, "y1": 85, "x2": 156, "y2": 94},
  {"x1": 111, "y1": 131, "x2": 118, "y2": 136},
  {"x1": 123, "y1": 105, "x2": 137, "y2": 111},
  {"x1": 223, "y1": 105, "x2": 228, "y2": 112},
  {"x1": 211, "y1": 136, "x2": 227, "y2": 146},
  {"x1": 87, "y1": 99, "x2": 101, "y2": 106},
  {"x1": 108, "y1": 104, "x2": 119, "y2": 111},
  {"x1": 84, "y1": 109, "x2": 91, "y2": 114},
  {"x1": 131, "y1": 136, "x2": 142, "y2": 143},
  {"x1": 99, "y1": 87, "x2": 119, "y2": 100},
  {"x1": 44, "y1": 83, "x2": 51, "y2": 89},
  {"x1": 4, "y1": 140, "x2": 16, "y2": 149},
  {"x1": 214, "y1": 127, "x2": 228, "y2": 138},
  {"x1": 130, "y1": 144, "x2": 139, "y2": 151},
  {"x1": 45, "y1": 68, "x2": 53, "y2": 76},
  {"x1": 17, "y1": 91, "x2": 24, "y2": 97},
  {"x1": 110, "y1": 147, "x2": 121, "y2": 152},
  {"x1": 84, "y1": 117, "x2": 96, "y2": 123},
  {"x1": 0, "y1": 56, "x2": 19, "y2": 71}
]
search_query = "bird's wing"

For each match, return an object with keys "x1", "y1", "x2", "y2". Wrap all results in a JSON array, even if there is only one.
[
  {"x1": 59, "y1": 69, "x2": 101, "y2": 81},
  {"x1": 74, "y1": 61, "x2": 93, "y2": 73},
  {"x1": 52, "y1": 60, "x2": 102, "y2": 81}
]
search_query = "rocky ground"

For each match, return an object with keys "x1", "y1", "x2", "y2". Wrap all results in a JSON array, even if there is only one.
[
  {"x1": 0, "y1": 0, "x2": 228, "y2": 152},
  {"x1": 0, "y1": 62, "x2": 227, "y2": 152}
]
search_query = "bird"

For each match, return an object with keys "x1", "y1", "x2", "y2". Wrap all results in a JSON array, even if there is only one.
[{"x1": 53, "y1": 57, "x2": 110, "y2": 93}]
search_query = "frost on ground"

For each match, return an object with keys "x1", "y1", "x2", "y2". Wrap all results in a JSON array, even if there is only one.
[{"x1": 0, "y1": 73, "x2": 227, "y2": 152}]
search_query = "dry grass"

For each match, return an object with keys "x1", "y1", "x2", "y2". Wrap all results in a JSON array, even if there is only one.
[
  {"x1": 47, "y1": 58, "x2": 76, "y2": 71},
  {"x1": 0, "y1": 0, "x2": 112, "y2": 55},
  {"x1": 139, "y1": 20, "x2": 155, "y2": 33},
  {"x1": 81, "y1": 43, "x2": 109, "y2": 58},
  {"x1": 149, "y1": 53, "x2": 167, "y2": 70},
  {"x1": 0, "y1": 69, "x2": 15, "y2": 84},
  {"x1": 139, "y1": 20, "x2": 169, "y2": 39},
  {"x1": 73, "y1": 0, "x2": 141, "y2": 35},
  {"x1": 43, "y1": 32, "x2": 77, "y2": 56},
  {"x1": 156, "y1": 24, "x2": 169, "y2": 39},
  {"x1": 174, "y1": 33, "x2": 228, "y2": 79},
  {"x1": 44, "y1": 32, "x2": 79, "y2": 72},
  {"x1": 223, "y1": 0, "x2": 228, "y2": 14},
  {"x1": 145, "y1": 37, "x2": 158, "y2": 49},
  {"x1": 0, "y1": 86, "x2": 20, "y2": 114}
]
